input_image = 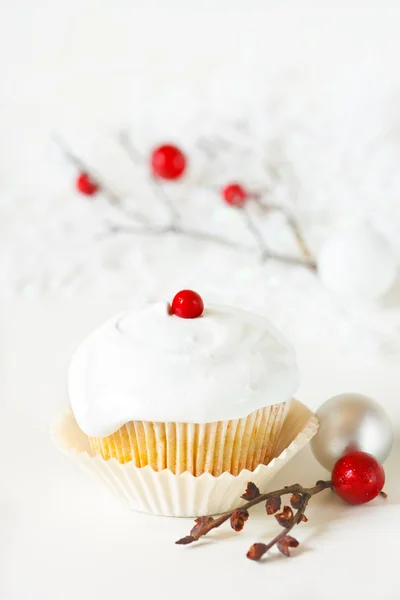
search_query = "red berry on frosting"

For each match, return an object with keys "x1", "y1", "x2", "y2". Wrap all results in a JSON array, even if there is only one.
[
  {"x1": 222, "y1": 183, "x2": 247, "y2": 207},
  {"x1": 151, "y1": 144, "x2": 186, "y2": 180},
  {"x1": 331, "y1": 451, "x2": 385, "y2": 505},
  {"x1": 170, "y1": 290, "x2": 204, "y2": 319},
  {"x1": 76, "y1": 172, "x2": 99, "y2": 196}
]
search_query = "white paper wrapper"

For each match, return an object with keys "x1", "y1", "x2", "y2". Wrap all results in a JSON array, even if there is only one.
[
  {"x1": 52, "y1": 400, "x2": 318, "y2": 517},
  {"x1": 87, "y1": 402, "x2": 290, "y2": 476}
]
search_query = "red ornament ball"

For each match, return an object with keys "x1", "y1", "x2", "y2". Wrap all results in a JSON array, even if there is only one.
[
  {"x1": 331, "y1": 451, "x2": 385, "y2": 505},
  {"x1": 151, "y1": 144, "x2": 186, "y2": 180},
  {"x1": 170, "y1": 290, "x2": 204, "y2": 319},
  {"x1": 222, "y1": 183, "x2": 247, "y2": 207},
  {"x1": 76, "y1": 173, "x2": 99, "y2": 196}
]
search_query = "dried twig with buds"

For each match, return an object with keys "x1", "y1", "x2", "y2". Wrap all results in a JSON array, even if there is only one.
[{"x1": 176, "y1": 480, "x2": 332, "y2": 562}]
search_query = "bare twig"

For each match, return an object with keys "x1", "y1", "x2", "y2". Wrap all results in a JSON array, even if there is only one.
[
  {"x1": 243, "y1": 206, "x2": 268, "y2": 260},
  {"x1": 176, "y1": 226, "x2": 252, "y2": 252},
  {"x1": 52, "y1": 134, "x2": 148, "y2": 225},
  {"x1": 285, "y1": 212, "x2": 313, "y2": 259},
  {"x1": 267, "y1": 251, "x2": 317, "y2": 270},
  {"x1": 117, "y1": 130, "x2": 144, "y2": 164},
  {"x1": 176, "y1": 480, "x2": 332, "y2": 562},
  {"x1": 257, "y1": 200, "x2": 314, "y2": 260},
  {"x1": 102, "y1": 223, "x2": 252, "y2": 252},
  {"x1": 150, "y1": 177, "x2": 180, "y2": 223},
  {"x1": 101, "y1": 221, "x2": 316, "y2": 269}
]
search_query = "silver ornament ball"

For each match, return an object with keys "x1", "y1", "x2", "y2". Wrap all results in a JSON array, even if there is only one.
[{"x1": 310, "y1": 393, "x2": 393, "y2": 471}]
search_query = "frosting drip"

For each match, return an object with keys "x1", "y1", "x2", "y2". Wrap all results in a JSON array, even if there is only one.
[{"x1": 69, "y1": 302, "x2": 299, "y2": 436}]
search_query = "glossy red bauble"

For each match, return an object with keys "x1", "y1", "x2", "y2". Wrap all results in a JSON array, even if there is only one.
[
  {"x1": 170, "y1": 290, "x2": 204, "y2": 319},
  {"x1": 331, "y1": 451, "x2": 385, "y2": 505},
  {"x1": 151, "y1": 144, "x2": 186, "y2": 180},
  {"x1": 76, "y1": 172, "x2": 99, "y2": 196},
  {"x1": 222, "y1": 183, "x2": 247, "y2": 207}
]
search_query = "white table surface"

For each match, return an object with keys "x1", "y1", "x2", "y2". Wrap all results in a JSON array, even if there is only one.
[{"x1": 1, "y1": 297, "x2": 399, "y2": 600}]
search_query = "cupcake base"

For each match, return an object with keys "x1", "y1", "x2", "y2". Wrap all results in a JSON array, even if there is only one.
[
  {"x1": 88, "y1": 402, "x2": 289, "y2": 476},
  {"x1": 52, "y1": 400, "x2": 318, "y2": 517}
]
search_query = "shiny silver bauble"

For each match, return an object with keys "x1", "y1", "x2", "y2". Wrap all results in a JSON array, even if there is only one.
[{"x1": 310, "y1": 393, "x2": 393, "y2": 471}]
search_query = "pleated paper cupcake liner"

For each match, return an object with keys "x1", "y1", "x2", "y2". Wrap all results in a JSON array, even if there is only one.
[
  {"x1": 87, "y1": 401, "x2": 289, "y2": 476},
  {"x1": 52, "y1": 399, "x2": 318, "y2": 517}
]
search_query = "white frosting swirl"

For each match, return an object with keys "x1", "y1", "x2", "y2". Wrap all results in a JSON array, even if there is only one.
[{"x1": 69, "y1": 302, "x2": 299, "y2": 437}]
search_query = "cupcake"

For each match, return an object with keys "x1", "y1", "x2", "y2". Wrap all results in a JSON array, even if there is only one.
[{"x1": 54, "y1": 290, "x2": 318, "y2": 516}]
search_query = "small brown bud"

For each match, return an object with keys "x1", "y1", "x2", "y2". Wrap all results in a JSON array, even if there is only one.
[
  {"x1": 277, "y1": 535, "x2": 299, "y2": 557},
  {"x1": 300, "y1": 514, "x2": 308, "y2": 523},
  {"x1": 290, "y1": 492, "x2": 303, "y2": 509},
  {"x1": 275, "y1": 505, "x2": 294, "y2": 527},
  {"x1": 230, "y1": 509, "x2": 249, "y2": 532},
  {"x1": 266, "y1": 496, "x2": 281, "y2": 515},
  {"x1": 247, "y1": 542, "x2": 268, "y2": 561},
  {"x1": 241, "y1": 482, "x2": 260, "y2": 501}
]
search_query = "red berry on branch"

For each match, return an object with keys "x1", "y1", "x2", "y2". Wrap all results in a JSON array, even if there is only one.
[
  {"x1": 331, "y1": 451, "x2": 385, "y2": 505},
  {"x1": 76, "y1": 173, "x2": 99, "y2": 196},
  {"x1": 222, "y1": 183, "x2": 247, "y2": 207},
  {"x1": 170, "y1": 290, "x2": 204, "y2": 319},
  {"x1": 151, "y1": 144, "x2": 186, "y2": 180}
]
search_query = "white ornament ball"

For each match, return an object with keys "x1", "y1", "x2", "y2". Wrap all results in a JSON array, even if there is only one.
[
  {"x1": 317, "y1": 223, "x2": 397, "y2": 301},
  {"x1": 311, "y1": 393, "x2": 393, "y2": 471}
]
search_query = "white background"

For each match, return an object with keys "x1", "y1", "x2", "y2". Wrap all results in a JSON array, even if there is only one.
[
  {"x1": 2, "y1": 2, "x2": 400, "y2": 599},
  {"x1": 2, "y1": 1, "x2": 400, "y2": 190}
]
